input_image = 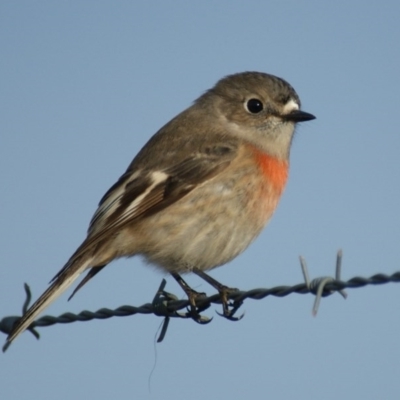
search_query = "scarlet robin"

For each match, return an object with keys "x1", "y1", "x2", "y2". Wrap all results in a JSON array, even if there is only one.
[{"x1": 6, "y1": 71, "x2": 315, "y2": 346}]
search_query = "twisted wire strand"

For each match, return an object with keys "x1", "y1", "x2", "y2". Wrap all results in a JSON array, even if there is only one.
[{"x1": 2, "y1": 267, "x2": 400, "y2": 352}]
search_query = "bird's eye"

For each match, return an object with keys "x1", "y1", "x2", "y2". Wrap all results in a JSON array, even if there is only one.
[{"x1": 246, "y1": 98, "x2": 264, "y2": 114}]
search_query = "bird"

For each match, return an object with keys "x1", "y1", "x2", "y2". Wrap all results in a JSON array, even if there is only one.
[{"x1": 6, "y1": 71, "x2": 315, "y2": 346}]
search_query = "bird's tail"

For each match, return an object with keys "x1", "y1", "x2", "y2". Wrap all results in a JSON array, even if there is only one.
[{"x1": 6, "y1": 256, "x2": 93, "y2": 346}]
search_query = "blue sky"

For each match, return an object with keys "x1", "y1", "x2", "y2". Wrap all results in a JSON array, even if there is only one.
[{"x1": 1, "y1": 2, "x2": 400, "y2": 399}]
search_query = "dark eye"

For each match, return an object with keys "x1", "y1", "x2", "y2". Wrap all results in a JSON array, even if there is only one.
[{"x1": 246, "y1": 98, "x2": 264, "y2": 114}]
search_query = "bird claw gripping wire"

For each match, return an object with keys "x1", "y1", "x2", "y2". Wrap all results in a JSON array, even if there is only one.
[
  {"x1": 300, "y1": 249, "x2": 348, "y2": 316},
  {"x1": 151, "y1": 279, "x2": 212, "y2": 342},
  {"x1": 215, "y1": 287, "x2": 245, "y2": 321},
  {"x1": 188, "y1": 268, "x2": 245, "y2": 321},
  {"x1": 182, "y1": 285, "x2": 244, "y2": 323},
  {"x1": 1, "y1": 283, "x2": 40, "y2": 352},
  {"x1": 152, "y1": 279, "x2": 244, "y2": 331},
  {"x1": 181, "y1": 291, "x2": 213, "y2": 325}
]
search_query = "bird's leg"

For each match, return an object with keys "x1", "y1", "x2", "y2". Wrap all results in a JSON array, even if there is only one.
[
  {"x1": 170, "y1": 272, "x2": 211, "y2": 324},
  {"x1": 192, "y1": 268, "x2": 244, "y2": 321}
]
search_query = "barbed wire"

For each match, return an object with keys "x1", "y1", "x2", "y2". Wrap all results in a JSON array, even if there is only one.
[{"x1": 2, "y1": 250, "x2": 400, "y2": 352}]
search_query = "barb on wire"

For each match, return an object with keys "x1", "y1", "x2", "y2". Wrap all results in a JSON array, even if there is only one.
[
  {"x1": 2, "y1": 250, "x2": 400, "y2": 351},
  {"x1": 300, "y1": 249, "x2": 348, "y2": 316}
]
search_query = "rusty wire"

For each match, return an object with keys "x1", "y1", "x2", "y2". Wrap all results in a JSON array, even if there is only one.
[{"x1": 1, "y1": 250, "x2": 400, "y2": 352}]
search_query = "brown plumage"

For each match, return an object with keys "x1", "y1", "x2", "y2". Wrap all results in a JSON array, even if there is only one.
[{"x1": 6, "y1": 72, "x2": 315, "y2": 345}]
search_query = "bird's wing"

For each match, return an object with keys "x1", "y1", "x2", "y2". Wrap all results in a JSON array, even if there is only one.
[{"x1": 52, "y1": 143, "x2": 238, "y2": 282}]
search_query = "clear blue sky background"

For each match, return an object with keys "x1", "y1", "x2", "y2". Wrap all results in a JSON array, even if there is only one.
[{"x1": 1, "y1": 2, "x2": 400, "y2": 399}]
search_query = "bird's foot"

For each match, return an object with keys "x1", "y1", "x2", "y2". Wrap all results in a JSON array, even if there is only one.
[
  {"x1": 170, "y1": 272, "x2": 212, "y2": 324},
  {"x1": 215, "y1": 286, "x2": 245, "y2": 321},
  {"x1": 192, "y1": 268, "x2": 244, "y2": 321}
]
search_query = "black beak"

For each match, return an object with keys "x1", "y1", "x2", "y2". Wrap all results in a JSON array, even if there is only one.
[{"x1": 283, "y1": 110, "x2": 316, "y2": 122}]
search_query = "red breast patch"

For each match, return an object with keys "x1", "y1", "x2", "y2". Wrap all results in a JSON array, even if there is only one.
[{"x1": 251, "y1": 147, "x2": 289, "y2": 195}]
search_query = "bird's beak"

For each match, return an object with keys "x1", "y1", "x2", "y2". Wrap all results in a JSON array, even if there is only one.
[{"x1": 283, "y1": 110, "x2": 316, "y2": 122}]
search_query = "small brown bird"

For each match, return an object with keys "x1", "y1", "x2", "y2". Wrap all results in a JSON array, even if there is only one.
[{"x1": 6, "y1": 71, "x2": 315, "y2": 346}]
